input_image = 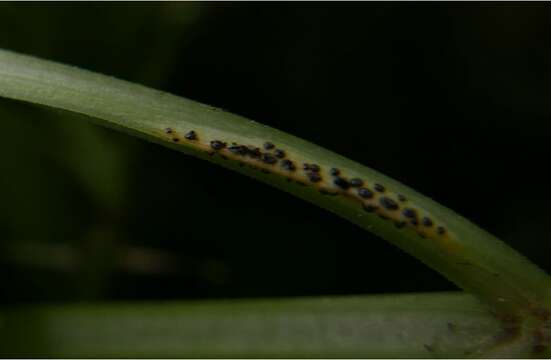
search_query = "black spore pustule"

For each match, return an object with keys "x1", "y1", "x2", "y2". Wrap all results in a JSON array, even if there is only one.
[
  {"x1": 210, "y1": 140, "x2": 226, "y2": 150},
  {"x1": 274, "y1": 149, "x2": 286, "y2": 158},
  {"x1": 333, "y1": 177, "x2": 350, "y2": 190},
  {"x1": 358, "y1": 187, "x2": 373, "y2": 199},
  {"x1": 307, "y1": 172, "x2": 322, "y2": 183},
  {"x1": 261, "y1": 153, "x2": 278, "y2": 165},
  {"x1": 379, "y1": 196, "x2": 399, "y2": 211},
  {"x1": 402, "y1": 208, "x2": 417, "y2": 219},
  {"x1": 185, "y1": 130, "x2": 198, "y2": 141},
  {"x1": 374, "y1": 183, "x2": 385, "y2": 193},
  {"x1": 228, "y1": 144, "x2": 248, "y2": 155},
  {"x1": 247, "y1": 147, "x2": 262, "y2": 159},
  {"x1": 281, "y1": 159, "x2": 296, "y2": 171},
  {"x1": 303, "y1": 163, "x2": 320, "y2": 172}
]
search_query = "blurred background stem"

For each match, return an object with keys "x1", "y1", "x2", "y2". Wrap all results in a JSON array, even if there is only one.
[{"x1": 0, "y1": 293, "x2": 510, "y2": 358}]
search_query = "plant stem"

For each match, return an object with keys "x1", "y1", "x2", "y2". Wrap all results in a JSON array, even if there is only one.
[
  {"x1": 0, "y1": 49, "x2": 550, "y2": 320},
  {"x1": 0, "y1": 293, "x2": 506, "y2": 358}
]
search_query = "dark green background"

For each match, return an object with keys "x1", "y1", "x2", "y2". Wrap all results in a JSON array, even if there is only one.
[{"x1": 1, "y1": 3, "x2": 550, "y2": 303}]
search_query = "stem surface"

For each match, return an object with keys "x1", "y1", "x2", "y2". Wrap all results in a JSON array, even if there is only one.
[
  {"x1": 0, "y1": 293, "x2": 505, "y2": 358},
  {"x1": 0, "y1": 49, "x2": 550, "y2": 319}
]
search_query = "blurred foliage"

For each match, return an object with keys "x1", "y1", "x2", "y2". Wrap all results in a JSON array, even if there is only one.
[{"x1": 1, "y1": 4, "x2": 550, "y2": 306}]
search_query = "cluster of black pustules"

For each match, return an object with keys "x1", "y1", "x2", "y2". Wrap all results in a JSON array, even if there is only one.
[{"x1": 165, "y1": 127, "x2": 446, "y2": 237}]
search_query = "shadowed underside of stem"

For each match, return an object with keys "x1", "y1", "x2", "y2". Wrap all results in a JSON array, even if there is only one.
[{"x1": 0, "y1": 49, "x2": 550, "y2": 353}]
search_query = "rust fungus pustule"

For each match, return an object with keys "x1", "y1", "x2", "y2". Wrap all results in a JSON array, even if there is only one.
[
  {"x1": 274, "y1": 149, "x2": 286, "y2": 158},
  {"x1": 334, "y1": 177, "x2": 350, "y2": 190},
  {"x1": 261, "y1": 153, "x2": 278, "y2": 165},
  {"x1": 303, "y1": 163, "x2": 320, "y2": 172},
  {"x1": 307, "y1": 172, "x2": 322, "y2": 183},
  {"x1": 330, "y1": 168, "x2": 340, "y2": 176},
  {"x1": 210, "y1": 140, "x2": 226, "y2": 150},
  {"x1": 165, "y1": 127, "x2": 173, "y2": 134},
  {"x1": 379, "y1": 196, "x2": 399, "y2": 211},
  {"x1": 228, "y1": 144, "x2": 248, "y2": 156},
  {"x1": 185, "y1": 131, "x2": 197, "y2": 141},
  {"x1": 281, "y1": 159, "x2": 296, "y2": 171},
  {"x1": 264, "y1": 142, "x2": 275, "y2": 150},
  {"x1": 374, "y1": 183, "x2": 385, "y2": 193},
  {"x1": 422, "y1": 217, "x2": 433, "y2": 227},
  {"x1": 247, "y1": 147, "x2": 262, "y2": 159},
  {"x1": 402, "y1": 208, "x2": 417, "y2": 219},
  {"x1": 358, "y1": 187, "x2": 374, "y2": 199},
  {"x1": 349, "y1": 178, "x2": 364, "y2": 187}
]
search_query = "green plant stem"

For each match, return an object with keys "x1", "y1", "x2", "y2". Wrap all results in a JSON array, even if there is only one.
[
  {"x1": 0, "y1": 49, "x2": 550, "y2": 321},
  {"x1": 0, "y1": 293, "x2": 510, "y2": 358}
]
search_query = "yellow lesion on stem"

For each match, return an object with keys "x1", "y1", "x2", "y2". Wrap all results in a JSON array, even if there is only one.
[{"x1": 159, "y1": 126, "x2": 458, "y2": 251}]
